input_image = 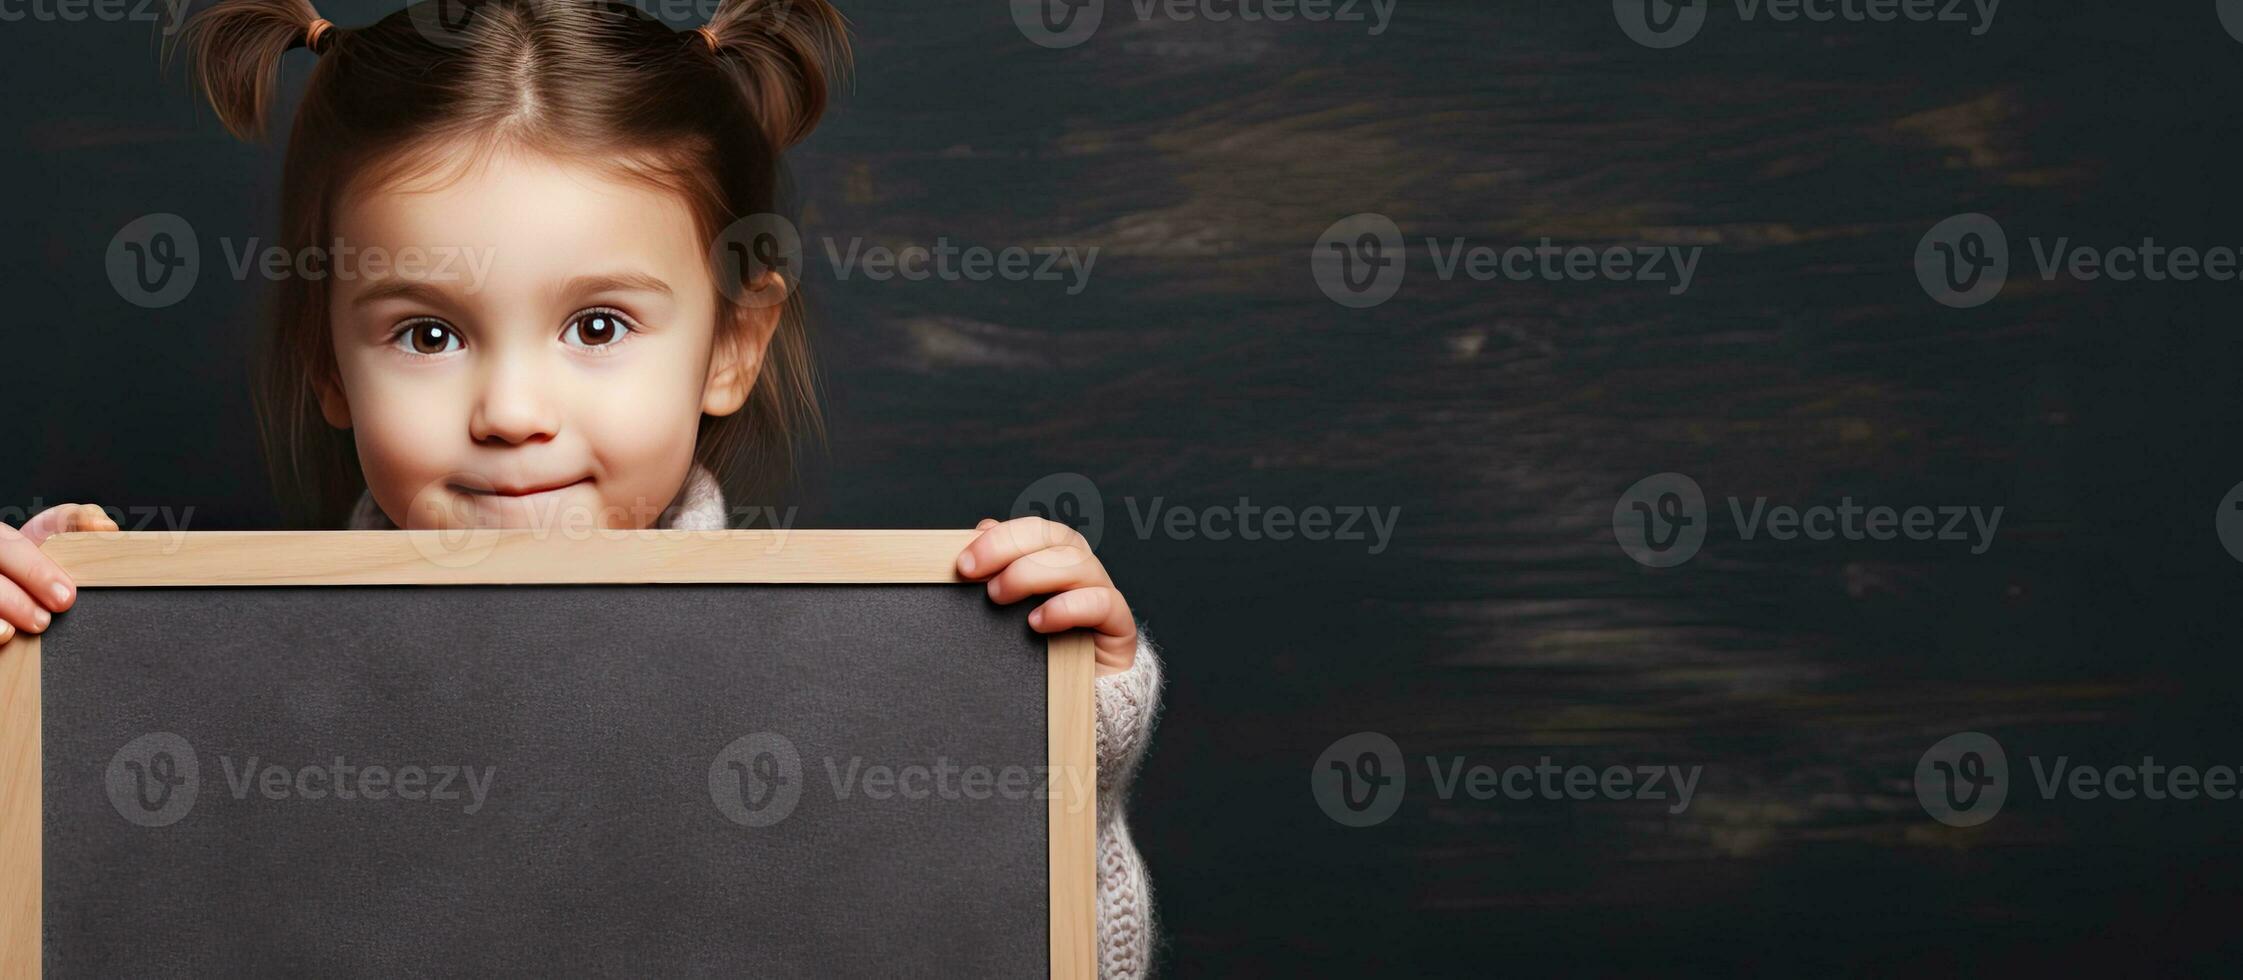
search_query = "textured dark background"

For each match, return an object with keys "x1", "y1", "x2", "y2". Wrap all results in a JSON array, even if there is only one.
[{"x1": 8, "y1": 0, "x2": 2243, "y2": 974}]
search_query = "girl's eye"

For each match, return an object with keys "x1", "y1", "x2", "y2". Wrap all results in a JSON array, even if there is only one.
[
  {"x1": 562, "y1": 309, "x2": 636, "y2": 350},
  {"x1": 395, "y1": 320, "x2": 462, "y2": 356}
]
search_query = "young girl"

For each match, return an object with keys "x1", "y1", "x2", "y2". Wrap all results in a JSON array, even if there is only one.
[{"x1": 0, "y1": 0, "x2": 1161, "y2": 973}]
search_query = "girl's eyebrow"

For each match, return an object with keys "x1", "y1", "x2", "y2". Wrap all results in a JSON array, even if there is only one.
[
  {"x1": 346, "y1": 273, "x2": 672, "y2": 311},
  {"x1": 350, "y1": 279, "x2": 455, "y2": 310},
  {"x1": 560, "y1": 272, "x2": 673, "y2": 298}
]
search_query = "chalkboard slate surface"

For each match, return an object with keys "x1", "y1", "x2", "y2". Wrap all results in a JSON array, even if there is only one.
[{"x1": 40, "y1": 583, "x2": 1048, "y2": 976}]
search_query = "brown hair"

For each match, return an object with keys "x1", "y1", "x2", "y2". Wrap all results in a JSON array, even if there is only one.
[{"x1": 172, "y1": 0, "x2": 848, "y2": 527}]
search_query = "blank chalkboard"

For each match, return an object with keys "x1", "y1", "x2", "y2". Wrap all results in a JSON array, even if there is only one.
[{"x1": 0, "y1": 531, "x2": 1097, "y2": 978}]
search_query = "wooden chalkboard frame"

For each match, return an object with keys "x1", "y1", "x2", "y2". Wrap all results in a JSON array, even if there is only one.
[{"x1": 0, "y1": 530, "x2": 1098, "y2": 978}]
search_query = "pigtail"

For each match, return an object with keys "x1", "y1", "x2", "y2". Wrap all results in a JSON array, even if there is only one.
[
  {"x1": 172, "y1": 0, "x2": 330, "y2": 141},
  {"x1": 699, "y1": 0, "x2": 853, "y2": 150}
]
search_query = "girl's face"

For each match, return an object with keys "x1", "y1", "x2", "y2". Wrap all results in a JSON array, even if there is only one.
[{"x1": 321, "y1": 143, "x2": 773, "y2": 531}]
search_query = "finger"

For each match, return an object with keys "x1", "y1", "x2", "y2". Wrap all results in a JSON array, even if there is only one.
[
  {"x1": 0, "y1": 620, "x2": 13, "y2": 646},
  {"x1": 21, "y1": 503, "x2": 116, "y2": 545},
  {"x1": 1027, "y1": 586, "x2": 1136, "y2": 644},
  {"x1": 0, "y1": 525, "x2": 75, "y2": 613},
  {"x1": 975, "y1": 518, "x2": 999, "y2": 531},
  {"x1": 0, "y1": 578, "x2": 53, "y2": 636},
  {"x1": 985, "y1": 545, "x2": 1110, "y2": 604},
  {"x1": 956, "y1": 516, "x2": 1088, "y2": 580},
  {"x1": 77, "y1": 504, "x2": 120, "y2": 534}
]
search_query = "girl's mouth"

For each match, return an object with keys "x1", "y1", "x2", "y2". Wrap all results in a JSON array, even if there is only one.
[{"x1": 451, "y1": 477, "x2": 591, "y2": 498}]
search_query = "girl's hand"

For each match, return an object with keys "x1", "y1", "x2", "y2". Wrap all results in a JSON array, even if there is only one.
[
  {"x1": 0, "y1": 504, "x2": 117, "y2": 644},
  {"x1": 957, "y1": 516, "x2": 1138, "y2": 676}
]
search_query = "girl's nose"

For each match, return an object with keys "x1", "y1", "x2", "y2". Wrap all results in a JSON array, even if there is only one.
[{"x1": 469, "y1": 359, "x2": 562, "y2": 446}]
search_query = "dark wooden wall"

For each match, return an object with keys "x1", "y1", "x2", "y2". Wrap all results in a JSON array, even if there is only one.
[{"x1": 8, "y1": 1, "x2": 2243, "y2": 974}]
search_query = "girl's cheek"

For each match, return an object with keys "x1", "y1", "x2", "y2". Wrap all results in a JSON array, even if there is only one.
[
  {"x1": 359, "y1": 424, "x2": 451, "y2": 523},
  {"x1": 339, "y1": 362, "x2": 476, "y2": 516},
  {"x1": 578, "y1": 365, "x2": 708, "y2": 518},
  {"x1": 351, "y1": 359, "x2": 465, "y2": 436}
]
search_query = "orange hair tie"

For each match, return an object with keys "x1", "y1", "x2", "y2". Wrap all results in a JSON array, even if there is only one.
[
  {"x1": 694, "y1": 25, "x2": 722, "y2": 55},
  {"x1": 305, "y1": 18, "x2": 336, "y2": 54}
]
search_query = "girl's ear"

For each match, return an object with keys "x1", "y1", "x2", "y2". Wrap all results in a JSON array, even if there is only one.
[
  {"x1": 703, "y1": 272, "x2": 788, "y2": 418},
  {"x1": 315, "y1": 372, "x2": 352, "y2": 429}
]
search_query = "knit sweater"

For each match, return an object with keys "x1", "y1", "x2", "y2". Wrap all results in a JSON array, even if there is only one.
[{"x1": 348, "y1": 469, "x2": 1163, "y2": 977}]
